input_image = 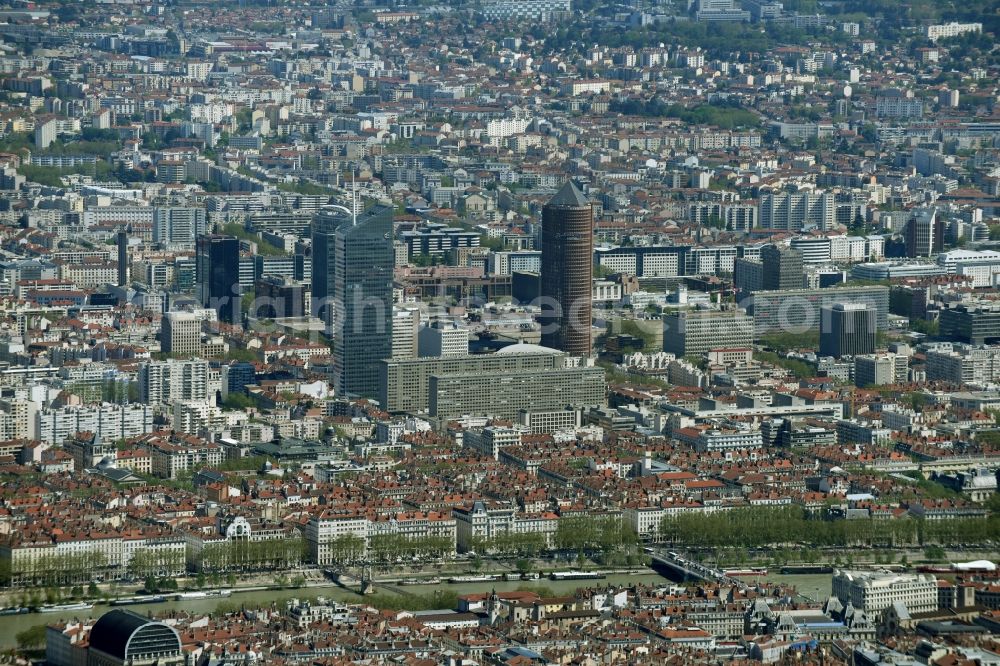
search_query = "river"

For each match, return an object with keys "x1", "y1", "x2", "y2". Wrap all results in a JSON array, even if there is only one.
[{"x1": 0, "y1": 571, "x2": 835, "y2": 648}]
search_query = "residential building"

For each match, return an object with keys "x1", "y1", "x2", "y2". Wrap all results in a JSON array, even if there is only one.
[
  {"x1": 153, "y1": 208, "x2": 208, "y2": 248},
  {"x1": 463, "y1": 425, "x2": 524, "y2": 460},
  {"x1": 139, "y1": 359, "x2": 210, "y2": 405},
  {"x1": 926, "y1": 21, "x2": 982, "y2": 41},
  {"x1": 149, "y1": 439, "x2": 224, "y2": 478},
  {"x1": 925, "y1": 345, "x2": 1000, "y2": 385},
  {"x1": 759, "y1": 191, "x2": 835, "y2": 232},
  {"x1": 35, "y1": 403, "x2": 153, "y2": 444},
  {"x1": 854, "y1": 354, "x2": 907, "y2": 387}
]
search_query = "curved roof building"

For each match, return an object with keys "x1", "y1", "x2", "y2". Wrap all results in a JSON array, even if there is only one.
[{"x1": 88, "y1": 610, "x2": 183, "y2": 666}]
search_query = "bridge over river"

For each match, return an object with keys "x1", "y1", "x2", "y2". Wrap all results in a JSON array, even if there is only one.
[{"x1": 649, "y1": 550, "x2": 752, "y2": 590}]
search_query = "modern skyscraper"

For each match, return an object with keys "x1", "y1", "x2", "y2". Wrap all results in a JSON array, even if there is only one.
[
  {"x1": 760, "y1": 244, "x2": 804, "y2": 291},
  {"x1": 116, "y1": 226, "x2": 129, "y2": 287},
  {"x1": 311, "y1": 207, "x2": 339, "y2": 323},
  {"x1": 820, "y1": 302, "x2": 876, "y2": 358},
  {"x1": 904, "y1": 209, "x2": 944, "y2": 257},
  {"x1": 196, "y1": 234, "x2": 241, "y2": 324},
  {"x1": 314, "y1": 203, "x2": 394, "y2": 397},
  {"x1": 540, "y1": 181, "x2": 593, "y2": 356}
]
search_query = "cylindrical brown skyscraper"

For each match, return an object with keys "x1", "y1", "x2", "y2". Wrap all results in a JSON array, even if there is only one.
[{"x1": 540, "y1": 181, "x2": 593, "y2": 356}]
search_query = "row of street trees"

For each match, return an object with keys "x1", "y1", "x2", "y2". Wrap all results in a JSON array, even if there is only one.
[
  {"x1": 127, "y1": 547, "x2": 186, "y2": 581},
  {"x1": 3, "y1": 550, "x2": 110, "y2": 587},
  {"x1": 367, "y1": 535, "x2": 454, "y2": 564},
  {"x1": 193, "y1": 537, "x2": 308, "y2": 573},
  {"x1": 659, "y1": 506, "x2": 999, "y2": 548},
  {"x1": 468, "y1": 532, "x2": 548, "y2": 558}
]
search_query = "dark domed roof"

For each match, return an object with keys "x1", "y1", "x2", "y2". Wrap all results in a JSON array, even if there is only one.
[{"x1": 89, "y1": 610, "x2": 180, "y2": 660}]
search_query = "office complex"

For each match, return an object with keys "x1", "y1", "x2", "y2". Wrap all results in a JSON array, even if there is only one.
[
  {"x1": 380, "y1": 345, "x2": 577, "y2": 414},
  {"x1": 391, "y1": 308, "x2": 420, "y2": 360},
  {"x1": 748, "y1": 285, "x2": 889, "y2": 336},
  {"x1": 734, "y1": 257, "x2": 763, "y2": 295},
  {"x1": 399, "y1": 225, "x2": 480, "y2": 259},
  {"x1": 195, "y1": 235, "x2": 241, "y2": 324},
  {"x1": 760, "y1": 244, "x2": 804, "y2": 291},
  {"x1": 254, "y1": 275, "x2": 306, "y2": 319},
  {"x1": 430, "y1": 365, "x2": 605, "y2": 421},
  {"x1": 759, "y1": 191, "x2": 835, "y2": 231},
  {"x1": 540, "y1": 182, "x2": 594, "y2": 357},
  {"x1": 832, "y1": 570, "x2": 938, "y2": 614},
  {"x1": 480, "y1": 0, "x2": 572, "y2": 21},
  {"x1": 418, "y1": 321, "x2": 469, "y2": 357},
  {"x1": 820, "y1": 303, "x2": 877, "y2": 358},
  {"x1": 663, "y1": 309, "x2": 754, "y2": 356},
  {"x1": 594, "y1": 245, "x2": 760, "y2": 278},
  {"x1": 939, "y1": 303, "x2": 1000, "y2": 345},
  {"x1": 315, "y1": 204, "x2": 395, "y2": 397},
  {"x1": 161, "y1": 311, "x2": 204, "y2": 355}
]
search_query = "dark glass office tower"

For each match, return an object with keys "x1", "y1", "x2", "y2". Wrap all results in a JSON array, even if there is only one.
[
  {"x1": 540, "y1": 181, "x2": 594, "y2": 356},
  {"x1": 312, "y1": 209, "x2": 337, "y2": 322},
  {"x1": 315, "y1": 204, "x2": 394, "y2": 397},
  {"x1": 820, "y1": 302, "x2": 876, "y2": 358},
  {"x1": 196, "y1": 234, "x2": 241, "y2": 324},
  {"x1": 760, "y1": 243, "x2": 804, "y2": 291}
]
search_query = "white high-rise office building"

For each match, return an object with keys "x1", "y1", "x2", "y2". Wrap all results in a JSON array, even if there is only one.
[
  {"x1": 391, "y1": 308, "x2": 420, "y2": 360},
  {"x1": 418, "y1": 321, "x2": 470, "y2": 357}
]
